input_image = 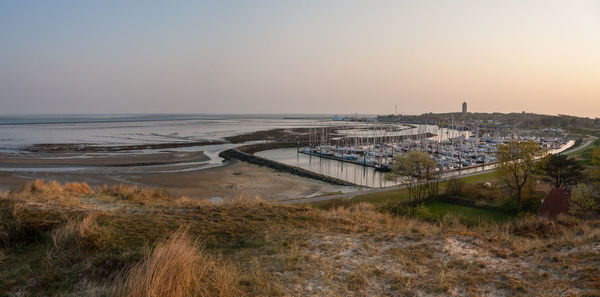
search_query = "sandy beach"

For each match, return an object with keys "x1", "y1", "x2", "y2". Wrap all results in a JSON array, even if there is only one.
[
  {"x1": 0, "y1": 125, "x2": 380, "y2": 200},
  {"x1": 0, "y1": 153, "x2": 349, "y2": 201}
]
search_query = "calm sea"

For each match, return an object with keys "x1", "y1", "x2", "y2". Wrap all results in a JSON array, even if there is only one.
[{"x1": 0, "y1": 114, "x2": 335, "y2": 151}]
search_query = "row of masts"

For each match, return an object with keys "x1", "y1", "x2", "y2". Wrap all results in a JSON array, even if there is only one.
[{"x1": 301, "y1": 119, "x2": 568, "y2": 172}]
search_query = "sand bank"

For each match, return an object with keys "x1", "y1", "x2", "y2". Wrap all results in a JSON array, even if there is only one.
[{"x1": 0, "y1": 160, "x2": 350, "y2": 201}]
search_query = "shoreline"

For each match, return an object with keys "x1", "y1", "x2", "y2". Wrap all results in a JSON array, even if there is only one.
[
  {"x1": 0, "y1": 126, "x2": 359, "y2": 200},
  {"x1": 19, "y1": 140, "x2": 226, "y2": 153}
]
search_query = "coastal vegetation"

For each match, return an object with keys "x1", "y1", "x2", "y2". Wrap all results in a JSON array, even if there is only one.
[
  {"x1": 326, "y1": 136, "x2": 600, "y2": 225},
  {"x1": 494, "y1": 140, "x2": 544, "y2": 211},
  {"x1": 537, "y1": 154, "x2": 584, "y2": 189},
  {"x1": 386, "y1": 151, "x2": 440, "y2": 202},
  {"x1": 3, "y1": 179, "x2": 600, "y2": 296}
]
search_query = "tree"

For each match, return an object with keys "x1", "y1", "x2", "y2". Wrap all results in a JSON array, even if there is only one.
[
  {"x1": 591, "y1": 147, "x2": 600, "y2": 190},
  {"x1": 592, "y1": 147, "x2": 600, "y2": 177},
  {"x1": 538, "y1": 154, "x2": 583, "y2": 189},
  {"x1": 495, "y1": 140, "x2": 544, "y2": 211},
  {"x1": 390, "y1": 151, "x2": 440, "y2": 202},
  {"x1": 569, "y1": 183, "x2": 597, "y2": 218}
]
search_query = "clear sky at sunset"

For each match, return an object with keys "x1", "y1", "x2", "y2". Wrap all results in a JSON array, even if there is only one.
[{"x1": 1, "y1": 1, "x2": 599, "y2": 117}]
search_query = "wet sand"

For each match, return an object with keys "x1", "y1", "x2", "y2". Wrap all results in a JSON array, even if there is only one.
[
  {"x1": 0, "y1": 160, "x2": 348, "y2": 201},
  {"x1": 0, "y1": 126, "x2": 365, "y2": 200},
  {"x1": 129, "y1": 160, "x2": 348, "y2": 201},
  {"x1": 0, "y1": 151, "x2": 209, "y2": 167},
  {"x1": 23, "y1": 140, "x2": 225, "y2": 153}
]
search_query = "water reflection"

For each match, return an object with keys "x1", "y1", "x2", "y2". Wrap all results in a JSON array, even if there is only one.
[{"x1": 256, "y1": 148, "x2": 494, "y2": 188}]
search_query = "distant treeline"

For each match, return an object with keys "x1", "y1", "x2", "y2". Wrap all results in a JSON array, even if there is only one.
[{"x1": 378, "y1": 112, "x2": 600, "y2": 130}]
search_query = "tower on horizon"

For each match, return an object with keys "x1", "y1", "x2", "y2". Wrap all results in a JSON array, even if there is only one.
[{"x1": 462, "y1": 102, "x2": 468, "y2": 116}]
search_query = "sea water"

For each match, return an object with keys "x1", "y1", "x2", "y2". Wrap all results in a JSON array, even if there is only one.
[{"x1": 0, "y1": 114, "x2": 333, "y2": 150}]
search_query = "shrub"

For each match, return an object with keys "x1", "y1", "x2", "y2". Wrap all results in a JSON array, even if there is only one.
[
  {"x1": 570, "y1": 183, "x2": 598, "y2": 218},
  {"x1": 510, "y1": 217, "x2": 557, "y2": 238},
  {"x1": 445, "y1": 180, "x2": 502, "y2": 204},
  {"x1": 499, "y1": 198, "x2": 518, "y2": 214},
  {"x1": 445, "y1": 178, "x2": 465, "y2": 196},
  {"x1": 440, "y1": 213, "x2": 466, "y2": 227},
  {"x1": 463, "y1": 183, "x2": 502, "y2": 203},
  {"x1": 113, "y1": 230, "x2": 244, "y2": 297},
  {"x1": 387, "y1": 202, "x2": 411, "y2": 216},
  {"x1": 520, "y1": 192, "x2": 543, "y2": 215},
  {"x1": 412, "y1": 204, "x2": 434, "y2": 220}
]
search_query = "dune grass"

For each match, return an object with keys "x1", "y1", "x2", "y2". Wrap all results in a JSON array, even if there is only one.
[
  {"x1": 113, "y1": 230, "x2": 244, "y2": 297},
  {"x1": 1, "y1": 179, "x2": 600, "y2": 296}
]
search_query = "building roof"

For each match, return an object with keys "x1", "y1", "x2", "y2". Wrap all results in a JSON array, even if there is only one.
[{"x1": 537, "y1": 188, "x2": 571, "y2": 219}]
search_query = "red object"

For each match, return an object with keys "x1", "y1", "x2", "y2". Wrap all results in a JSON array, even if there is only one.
[{"x1": 538, "y1": 188, "x2": 571, "y2": 219}]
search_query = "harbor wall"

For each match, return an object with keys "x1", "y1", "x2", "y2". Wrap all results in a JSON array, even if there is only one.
[
  {"x1": 237, "y1": 142, "x2": 304, "y2": 154},
  {"x1": 218, "y1": 148, "x2": 359, "y2": 187}
]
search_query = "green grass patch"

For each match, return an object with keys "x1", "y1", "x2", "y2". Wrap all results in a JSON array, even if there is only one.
[
  {"x1": 566, "y1": 139, "x2": 600, "y2": 165},
  {"x1": 412, "y1": 201, "x2": 515, "y2": 226},
  {"x1": 455, "y1": 170, "x2": 498, "y2": 184},
  {"x1": 351, "y1": 188, "x2": 410, "y2": 204},
  {"x1": 349, "y1": 170, "x2": 499, "y2": 205}
]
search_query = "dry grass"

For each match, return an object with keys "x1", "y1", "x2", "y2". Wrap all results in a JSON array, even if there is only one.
[
  {"x1": 49, "y1": 212, "x2": 100, "y2": 263},
  {"x1": 173, "y1": 196, "x2": 214, "y2": 207},
  {"x1": 2, "y1": 179, "x2": 600, "y2": 296},
  {"x1": 96, "y1": 184, "x2": 174, "y2": 206},
  {"x1": 63, "y1": 182, "x2": 93, "y2": 195},
  {"x1": 26, "y1": 179, "x2": 64, "y2": 194},
  {"x1": 112, "y1": 230, "x2": 244, "y2": 297},
  {"x1": 0, "y1": 198, "x2": 47, "y2": 248}
]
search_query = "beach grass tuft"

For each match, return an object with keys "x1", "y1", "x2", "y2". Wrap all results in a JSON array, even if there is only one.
[{"x1": 113, "y1": 229, "x2": 244, "y2": 297}]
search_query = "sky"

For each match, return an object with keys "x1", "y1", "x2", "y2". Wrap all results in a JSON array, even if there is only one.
[{"x1": 1, "y1": 1, "x2": 599, "y2": 117}]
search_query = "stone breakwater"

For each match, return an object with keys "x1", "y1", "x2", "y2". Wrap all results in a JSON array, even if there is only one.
[{"x1": 218, "y1": 148, "x2": 359, "y2": 187}]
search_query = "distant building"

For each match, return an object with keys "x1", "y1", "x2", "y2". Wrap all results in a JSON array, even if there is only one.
[{"x1": 462, "y1": 102, "x2": 468, "y2": 116}]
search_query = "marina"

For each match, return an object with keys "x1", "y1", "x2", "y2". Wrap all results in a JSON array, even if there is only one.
[
  {"x1": 256, "y1": 121, "x2": 575, "y2": 188},
  {"x1": 257, "y1": 147, "x2": 498, "y2": 188}
]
